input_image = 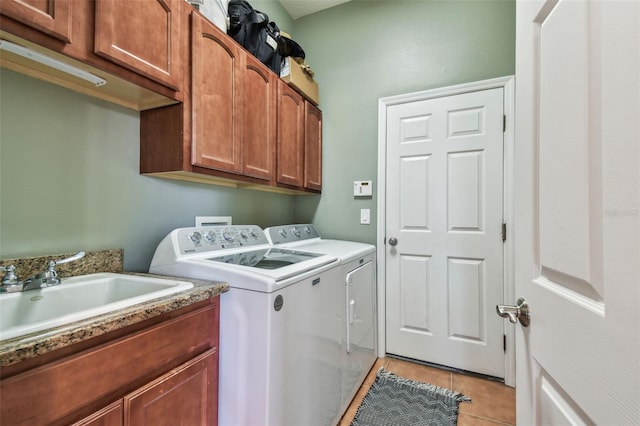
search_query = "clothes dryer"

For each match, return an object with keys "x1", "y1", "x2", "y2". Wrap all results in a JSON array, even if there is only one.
[{"x1": 264, "y1": 224, "x2": 377, "y2": 416}]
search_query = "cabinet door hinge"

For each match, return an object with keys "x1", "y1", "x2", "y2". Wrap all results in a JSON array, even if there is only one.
[
  {"x1": 503, "y1": 334, "x2": 507, "y2": 352},
  {"x1": 502, "y1": 223, "x2": 507, "y2": 242},
  {"x1": 503, "y1": 115, "x2": 506, "y2": 132}
]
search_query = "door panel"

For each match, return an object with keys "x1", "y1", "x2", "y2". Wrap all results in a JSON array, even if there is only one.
[
  {"x1": 514, "y1": 0, "x2": 639, "y2": 423},
  {"x1": 277, "y1": 82, "x2": 304, "y2": 187},
  {"x1": 240, "y1": 55, "x2": 276, "y2": 181},
  {"x1": 0, "y1": 0, "x2": 72, "y2": 42},
  {"x1": 386, "y1": 88, "x2": 505, "y2": 377},
  {"x1": 191, "y1": 13, "x2": 241, "y2": 173},
  {"x1": 95, "y1": 0, "x2": 181, "y2": 90}
]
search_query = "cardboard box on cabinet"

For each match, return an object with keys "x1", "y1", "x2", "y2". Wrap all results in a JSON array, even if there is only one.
[{"x1": 280, "y1": 57, "x2": 319, "y2": 106}]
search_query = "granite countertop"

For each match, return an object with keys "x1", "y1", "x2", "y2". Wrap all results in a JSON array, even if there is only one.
[
  {"x1": 0, "y1": 274, "x2": 228, "y2": 367},
  {"x1": 0, "y1": 249, "x2": 229, "y2": 368}
]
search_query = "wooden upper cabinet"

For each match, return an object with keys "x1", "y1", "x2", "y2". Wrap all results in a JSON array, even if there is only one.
[
  {"x1": 0, "y1": 0, "x2": 72, "y2": 42},
  {"x1": 94, "y1": 0, "x2": 182, "y2": 90},
  {"x1": 241, "y1": 53, "x2": 277, "y2": 181},
  {"x1": 277, "y1": 80, "x2": 305, "y2": 187},
  {"x1": 304, "y1": 102, "x2": 322, "y2": 191},
  {"x1": 190, "y1": 12, "x2": 242, "y2": 174}
]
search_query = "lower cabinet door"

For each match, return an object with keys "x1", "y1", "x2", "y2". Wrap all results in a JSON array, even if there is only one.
[
  {"x1": 124, "y1": 349, "x2": 218, "y2": 426},
  {"x1": 72, "y1": 401, "x2": 124, "y2": 426}
]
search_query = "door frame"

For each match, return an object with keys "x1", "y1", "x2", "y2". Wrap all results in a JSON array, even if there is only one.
[{"x1": 376, "y1": 76, "x2": 516, "y2": 386}]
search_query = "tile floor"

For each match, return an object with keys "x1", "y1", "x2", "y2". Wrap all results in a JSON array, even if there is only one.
[{"x1": 338, "y1": 357, "x2": 516, "y2": 426}]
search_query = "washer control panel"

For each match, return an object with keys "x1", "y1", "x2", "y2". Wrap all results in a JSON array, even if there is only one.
[
  {"x1": 176, "y1": 225, "x2": 267, "y2": 254},
  {"x1": 265, "y1": 224, "x2": 320, "y2": 245}
]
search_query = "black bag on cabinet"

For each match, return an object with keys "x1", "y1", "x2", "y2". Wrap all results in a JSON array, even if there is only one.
[{"x1": 227, "y1": 0, "x2": 283, "y2": 74}]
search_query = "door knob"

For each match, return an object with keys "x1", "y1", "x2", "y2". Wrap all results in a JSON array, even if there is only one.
[
  {"x1": 388, "y1": 237, "x2": 398, "y2": 246},
  {"x1": 496, "y1": 298, "x2": 530, "y2": 327}
]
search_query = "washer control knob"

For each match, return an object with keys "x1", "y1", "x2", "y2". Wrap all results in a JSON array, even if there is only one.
[
  {"x1": 204, "y1": 231, "x2": 216, "y2": 243},
  {"x1": 292, "y1": 227, "x2": 301, "y2": 237},
  {"x1": 189, "y1": 231, "x2": 202, "y2": 244},
  {"x1": 250, "y1": 230, "x2": 259, "y2": 239},
  {"x1": 279, "y1": 228, "x2": 288, "y2": 238},
  {"x1": 223, "y1": 228, "x2": 236, "y2": 242},
  {"x1": 240, "y1": 230, "x2": 249, "y2": 239}
]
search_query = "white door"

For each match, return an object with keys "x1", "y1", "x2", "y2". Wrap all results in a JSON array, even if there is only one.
[
  {"x1": 385, "y1": 87, "x2": 506, "y2": 378},
  {"x1": 513, "y1": 0, "x2": 639, "y2": 424}
]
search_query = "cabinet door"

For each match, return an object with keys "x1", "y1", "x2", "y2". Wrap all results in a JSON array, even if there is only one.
[
  {"x1": 277, "y1": 81, "x2": 304, "y2": 187},
  {"x1": 94, "y1": 0, "x2": 182, "y2": 90},
  {"x1": 0, "y1": 0, "x2": 72, "y2": 42},
  {"x1": 240, "y1": 54, "x2": 277, "y2": 181},
  {"x1": 72, "y1": 401, "x2": 123, "y2": 426},
  {"x1": 304, "y1": 102, "x2": 322, "y2": 191},
  {"x1": 124, "y1": 349, "x2": 218, "y2": 426},
  {"x1": 191, "y1": 12, "x2": 242, "y2": 174}
]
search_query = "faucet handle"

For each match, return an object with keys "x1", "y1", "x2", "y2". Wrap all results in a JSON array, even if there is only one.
[
  {"x1": 1, "y1": 264, "x2": 19, "y2": 285},
  {"x1": 42, "y1": 252, "x2": 86, "y2": 285}
]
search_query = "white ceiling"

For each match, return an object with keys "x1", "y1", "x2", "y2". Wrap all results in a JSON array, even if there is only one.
[{"x1": 278, "y1": 0, "x2": 352, "y2": 19}]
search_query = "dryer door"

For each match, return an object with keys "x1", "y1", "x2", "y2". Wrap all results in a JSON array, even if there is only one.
[{"x1": 346, "y1": 260, "x2": 376, "y2": 355}]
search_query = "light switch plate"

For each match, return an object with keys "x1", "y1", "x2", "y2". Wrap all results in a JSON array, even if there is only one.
[{"x1": 360, "y1": 209, "x2": 371, "y2": 225}]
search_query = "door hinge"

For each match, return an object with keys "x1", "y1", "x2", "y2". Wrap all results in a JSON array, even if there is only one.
[
  {"x1": 503, "y1": 334, "x2": 507, "y2": 352},
  {"x1": 502, "y1": 223, "x2": 507, "y2": 242},
  {"x1": 503, "y1": 115, "x2": 506, "y2": 132}
]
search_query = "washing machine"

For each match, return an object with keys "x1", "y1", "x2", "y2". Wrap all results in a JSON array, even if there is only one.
[
  {"x1": 264, "y1": 224, "x2": 377, "y2": 417},
  {"x1": 149, "y1": 225, "x2": 345, "y2": 426}
]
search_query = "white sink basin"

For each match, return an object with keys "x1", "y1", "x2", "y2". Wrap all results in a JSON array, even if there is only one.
[{"x1": 0, "y1": 273, "x2": 194, "y2": 341}]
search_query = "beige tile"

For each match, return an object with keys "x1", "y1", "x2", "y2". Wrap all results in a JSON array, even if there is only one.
[
  {"x1": 337, "y1": 358, "x2": 515, "y2": 426},
  {"x1": 362, "y1": 357, "x2": 389, "y2": 387},
  {"x1": 338, "y1": 385, "x2": 370, "y2": 425},
  {"x1": 458, "y1": 412, "x2": 515, "y2": 426},
  {"x1": 453, "y1": 373, "x2": 516, "y2": 425},
  {"x1": 385, "y1": 357, "x2": 453, "y2": 389}
]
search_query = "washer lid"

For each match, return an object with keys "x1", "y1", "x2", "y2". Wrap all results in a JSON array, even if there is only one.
[
  {"x1": 206, "y1": 247, "x2": 322, "y2": 268},
  {"x1": 192, "y1": 247, "x2": 338, "y2": 282}
]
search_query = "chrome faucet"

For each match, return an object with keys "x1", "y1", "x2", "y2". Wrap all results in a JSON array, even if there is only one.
[{"x1": 0, "y1": 251, "x2": 85, "y2": 293}]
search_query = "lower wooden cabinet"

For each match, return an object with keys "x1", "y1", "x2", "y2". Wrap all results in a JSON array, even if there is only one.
[
  {"x1": 124, "y1": 350, "x2": 217, "y2": 426},
  {"x1": 72, "y1": 401, "x2": 124, "y2": 426},
  {"x1": 0, "y1": 298, "x2": 220, "y2": 425},
  {"x1": 74, "y1": 349, "x2": 217, "y2": 426}
]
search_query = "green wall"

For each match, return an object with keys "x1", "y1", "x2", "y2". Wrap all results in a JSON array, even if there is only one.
[
  {"x1": 0, "y1": 0, "x2": 514, "y2": 270},
  {"x1": 0, "y1": 70, "x2": 294, "y2": 271},
  {"x1": 290, "y1": 0, "x2": 516, "y2": 244}
]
